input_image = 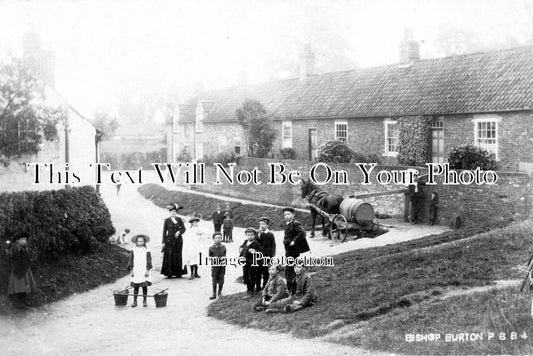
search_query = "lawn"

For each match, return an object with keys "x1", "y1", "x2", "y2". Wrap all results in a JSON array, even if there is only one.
[{"x1": 208, "y1": 219, "x2": 533, "y2": 354}]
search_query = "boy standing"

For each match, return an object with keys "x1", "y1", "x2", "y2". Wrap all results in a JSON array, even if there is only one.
[
  {"x1": 212, "y1": 205, "x2": 224, "y2": 233},
  {"x1": 257, "y1": 216, "x2": 276, "y2": 290},
  {"x1": 282, "y1": 207, "x2": 310, "y2": 294},
  {"x1": 208, "y1": 232, "x2": 226, "y2": 300},
  {"x1": 239, "y1": 227, "x2": 264, "y2": 299},
  {"x1": 222, "y1": 212, "x2": 234, "y2": 243}
]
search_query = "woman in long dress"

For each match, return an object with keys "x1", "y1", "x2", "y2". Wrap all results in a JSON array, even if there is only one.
[
  {"x1": 182, "y1": 217, "x2": 206, "y2": 280},
  {"x1": 161, "y1": 203, "x2": 187, "y2": 278}
]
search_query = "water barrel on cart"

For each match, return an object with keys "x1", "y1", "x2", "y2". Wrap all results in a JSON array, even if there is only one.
[{"x1": 339, "y1": 199, "x2": 374, "y2": 226}]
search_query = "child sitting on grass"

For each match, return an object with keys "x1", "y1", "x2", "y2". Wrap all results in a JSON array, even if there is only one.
[
  {"x1": 266, "y1": 259, "x2": 317, "y2": 313},
  {"x1": 253, "y1": 264, "x2": 288, "y2": 312},
  {"x1": 117, "y1": 228, "x2": 131, "y2": 245},
  {"x1": 128, "y1": 234, "x2": 152, "y2": 308}
]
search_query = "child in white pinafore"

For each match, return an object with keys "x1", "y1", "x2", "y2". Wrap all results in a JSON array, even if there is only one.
[{"x1": 128, "y1": 234, "x2": 153, "y2": 307}]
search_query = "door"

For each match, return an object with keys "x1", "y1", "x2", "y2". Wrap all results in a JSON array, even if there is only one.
[
  {"x1": 308, "y1": 128, "x2": 317, "y2": 160},
  {"x1": 431, "y1": 124, "x2": 444, "y2": 163}
]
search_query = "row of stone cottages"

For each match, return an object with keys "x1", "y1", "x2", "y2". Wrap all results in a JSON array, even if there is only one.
[{"x1": 171, "y1": 44, "x2": 533, "y2": 173}]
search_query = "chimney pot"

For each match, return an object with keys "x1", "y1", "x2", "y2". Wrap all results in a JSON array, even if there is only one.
[
  {"x1": 300, "y1": 43, "x2": 315, "y2": 79},
  {"x1": 399, "y1": 28, "x2": 420, "y2": 63}
]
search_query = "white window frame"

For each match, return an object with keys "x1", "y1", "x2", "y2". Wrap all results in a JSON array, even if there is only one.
[
  {"x1": 384, "y1": 119, "x2": 399, "y2": 156},
  {"x1": 335, "y1": 121, "x2": 348, "y2": 143},
  {"x1": 282, "y1": 121, "x2": 293, "y2": 149},
  {"x1": 472, "y1": 115, "x2": 500, "y2": 161},
  {"x1": 234, "y1": 137, "x2": 242, "y2": 155}
]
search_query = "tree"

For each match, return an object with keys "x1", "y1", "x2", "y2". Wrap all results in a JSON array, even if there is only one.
[
  {"x1": 92, "y1": 111, "x2": 119, "y2": 139},
  {"x1": 235, "y1": 99, "x2": 276, "y2": 158},
  {"x1": 0, "y1": 58, "x2": 62, "y2": 164}
]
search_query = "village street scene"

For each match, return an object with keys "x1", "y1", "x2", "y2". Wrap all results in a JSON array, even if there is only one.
[{"x1": 0, "y1": 1, "x2": 532, "y2": 355}]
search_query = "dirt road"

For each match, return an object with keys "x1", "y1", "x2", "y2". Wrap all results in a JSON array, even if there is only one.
[{"x1": 1, "y1": 182, "x2": 447, "y2": 355}]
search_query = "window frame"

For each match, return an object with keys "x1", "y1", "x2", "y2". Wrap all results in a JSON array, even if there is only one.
[
  {"x1": 334, "y1": 120, "x2": 348, "y2": 143},
  {"x1": 384, "y1": 119, "x2": 399, "y2": 156},
  {"x1": 472, "y1": 115, "x2": 500, "y2": 161},
  {"x1": 282, "y1": 121, "x2": 293, "y2": 149}
]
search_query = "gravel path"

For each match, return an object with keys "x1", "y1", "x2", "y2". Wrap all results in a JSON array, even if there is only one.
[{"x1": 1, "y1": 182, "x2": 448, "y2": 355}]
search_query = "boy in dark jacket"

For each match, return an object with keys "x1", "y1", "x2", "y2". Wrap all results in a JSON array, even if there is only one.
[
  {"x1": 282, "y1": 207, "x2": 310, "y2": 294},
  {"x1": 253, "y1": 264, "x2": 288, "y2": 312},
  {"x1": 222, "y1": 212, "x2": 233, "y2": 243},
  {"x1": 257, "y1": 216, "x2": 276, "y2": 290},
  {"x1": 209, "y1": 232, "x2": 226, "y2": 299},
  {"x1": 239, "y1": 227, "x2": 264, "y2": 299}
]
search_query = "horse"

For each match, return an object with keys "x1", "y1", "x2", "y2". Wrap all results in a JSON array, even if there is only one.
[{"x1": 300, "y1": 179, "x2": 344, "y2": 238}]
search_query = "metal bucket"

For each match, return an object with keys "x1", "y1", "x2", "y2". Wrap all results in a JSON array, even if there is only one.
[
  {"x1": 339, "y1": 198, "x2": 374, "y2": 226},
  {"x1": 113, "y1": 290, "x2": 129, "y2": 306},
  {"x1": 154, "y1": 292, "x2": 168, "y2": 308}
]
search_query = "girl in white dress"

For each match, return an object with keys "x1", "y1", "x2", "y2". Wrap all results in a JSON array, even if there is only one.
[
  {"x1": 183, "y1": 218, "x2": 206, "y2": 280},
  {"x1": 128, "y1": 234, "x2": 153, "y2": 307}
]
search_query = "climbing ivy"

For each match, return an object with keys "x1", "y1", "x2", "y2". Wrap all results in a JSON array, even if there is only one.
[{"x1": 397, "y1": 116, "x2": 431, "y2": 166}]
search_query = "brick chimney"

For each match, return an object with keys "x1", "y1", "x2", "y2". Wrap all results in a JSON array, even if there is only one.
[
  {"x1": 300, "y1": 43, "x2": 315, "y2": 79},
  {"x1": 399, "y1": 28, "x2": 420, "y2": 63}
]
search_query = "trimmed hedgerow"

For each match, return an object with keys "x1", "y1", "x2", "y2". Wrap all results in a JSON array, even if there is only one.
[
  {"x1": 397, "y1": 116, "x2": 431, "y2": 166},
  {"x1": 0, "y1": 186, "x2": 115, "y2": 262}
]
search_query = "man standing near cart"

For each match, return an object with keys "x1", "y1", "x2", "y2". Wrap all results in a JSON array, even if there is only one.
[{"x1": 282, "y1": 207, "x2": 310, "y2": 294}]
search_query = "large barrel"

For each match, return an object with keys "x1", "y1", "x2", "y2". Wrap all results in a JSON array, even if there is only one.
[{"x1": 339, "y1": 198, "x2": 374, "y2": 226}]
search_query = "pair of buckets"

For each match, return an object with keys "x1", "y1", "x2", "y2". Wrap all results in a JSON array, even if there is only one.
[{"x1": 113, "y1": 288, "x2": 168, "y2": 307}]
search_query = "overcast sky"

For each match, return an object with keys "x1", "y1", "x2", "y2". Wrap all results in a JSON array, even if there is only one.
[{"x1": 0, "y1": 0, "x2": 531, "y2": 118}]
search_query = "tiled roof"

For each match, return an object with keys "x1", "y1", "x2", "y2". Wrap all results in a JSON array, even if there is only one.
[
  {"x1": 190, "y1": 46, "x2": 533, "y2": 122},
  {"x1": 199, "y1": 79, "x2": 299, "y2": 122}
]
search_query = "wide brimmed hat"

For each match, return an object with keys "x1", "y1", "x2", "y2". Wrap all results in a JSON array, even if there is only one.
[
  {"x1": 189, "y1": 217, "x2": 200, "y2": 224},
  {"x1": 244, "y1": 227, "x2": 257, "y2": 234},
  {"x1": 131, "y1": 234, "x2": 150, "y2": 244},
  {"x1": 167, "y1": 203, "x2": 183, "y2": 212},
  {"x1": 282, "y1": 207, "x2": 295, "y2": 213},
  {"x1": 258, "y1": 216, "x2": 270, "y2": 224}
]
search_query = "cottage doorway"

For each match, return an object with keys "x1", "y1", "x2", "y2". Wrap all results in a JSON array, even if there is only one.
[
  {"x1": 431, "y1": 121, "x2": 444, "y2": 163},
  {"x1": 308, "y1": 128, "x2": 317, "y2": 160}
]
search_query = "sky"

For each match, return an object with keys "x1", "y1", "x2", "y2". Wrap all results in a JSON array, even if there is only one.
[{"x1": 0, "y1": 0, "x2": 531, "y2": 119}]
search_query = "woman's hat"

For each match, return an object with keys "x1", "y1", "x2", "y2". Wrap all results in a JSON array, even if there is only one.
[
  {"x1": 271, "y1": 264, "x2": 284, "y2": 273},
  {"x1": 189, "y1": 217, "x2": 200, "y2": 224},
  {"x1": 282, "y1": 207, "x2": 295, "y2": 213},
  {"x1": 244, "y1": 227, "x2": 257, "y2": 234},
  {"x1": 167, "y1": 203, "x2": 183, "y2": 212},
  {"x1": 258, "y1": 216, "x2": 270, "y2": 224},
  {"x1": 131, "y1": 234, "x2": 150, "y2": 244}
]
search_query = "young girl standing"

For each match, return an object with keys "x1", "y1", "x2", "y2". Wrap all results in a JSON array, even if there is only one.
[{"x1": 128, "y1": 234, "x2": 153, "y2": 307}]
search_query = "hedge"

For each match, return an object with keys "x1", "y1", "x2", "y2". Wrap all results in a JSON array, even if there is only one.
[
  {"x1": 0, "y1": 186, "x2": 115, "y2": 263},
  {"x1": 138, "y1": 183, "x2": 314, "y2": 231}
]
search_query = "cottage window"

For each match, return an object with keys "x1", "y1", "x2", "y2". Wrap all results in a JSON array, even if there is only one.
[
  {"x1": 473, "y1": 116, "x2": 499, "y2": 160},
  {"x1": 234, "y1": 137, "x2": 241, "y2": 155},
  {"x1": 282, "y1": 121, "x2": 292, "y2": 148},
  {"x1": 335, "y1": 121, "x2": 347, "y2": 143},
  {"x1": 384, "y1": 120, "x2": 398, "y2": 156}
]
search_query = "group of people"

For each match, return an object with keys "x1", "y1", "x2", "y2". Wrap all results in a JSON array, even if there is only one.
[{"x1": 157, "y1": 202, "x2": 318, "y2": 312}]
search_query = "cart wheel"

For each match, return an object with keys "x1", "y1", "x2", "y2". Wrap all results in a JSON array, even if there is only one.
[{"x1": 330, "y1": 214, "x2": 348, "y2": 243}]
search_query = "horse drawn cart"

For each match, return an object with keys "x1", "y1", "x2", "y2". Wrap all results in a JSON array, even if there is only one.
[{"x1": 301, "y1": 179, "x2": 388, "y2": 243}]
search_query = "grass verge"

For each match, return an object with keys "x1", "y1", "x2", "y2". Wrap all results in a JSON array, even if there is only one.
[
  {"x1": 138, "y1": 183, "x2": 314, "y2": 229},
  {"x1": 208, "y1": 219, "x2": 532, "y2": 354},
  {"x1": 0, "y1": 244, "x2": 129, "y2": 314}
]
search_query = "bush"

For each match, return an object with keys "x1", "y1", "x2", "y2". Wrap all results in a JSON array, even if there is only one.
[
  {"x1": 280, "y1": 148, "x2": 296, "y2": 160},
  {"x1": 0, "y1": 186, "x2": 115, "y2": 262},
  {"x1": 317, "y1": 140, "x2": 356, "y2": 163},
  {"x1": 317, "y1": 140, "x2": 378, "y2": 163},
  {"x1": 447, "y1": 144, "x2": 498, "y2": 170},
  {"x1": 202, "y1": 151, "x2": 240, "y2": 166}
]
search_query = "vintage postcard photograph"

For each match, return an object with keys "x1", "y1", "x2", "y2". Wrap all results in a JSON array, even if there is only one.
[{"x1": 0, "y1": 0, "x2": 532, "y2": 355}]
